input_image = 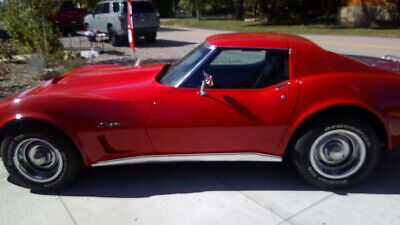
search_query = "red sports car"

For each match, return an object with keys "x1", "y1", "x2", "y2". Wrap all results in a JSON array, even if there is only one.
[{"x1": 1, "y1": 33, "x2": 400, "y2": 191}]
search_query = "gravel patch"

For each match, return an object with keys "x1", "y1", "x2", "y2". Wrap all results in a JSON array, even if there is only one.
[{"x1": 0, "y1": 63, "x2": 42, "y2": 99}]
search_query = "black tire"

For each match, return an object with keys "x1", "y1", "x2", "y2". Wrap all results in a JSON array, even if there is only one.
[
  {"x1": 88, "y1": 36, "x2": 96, "y2": 42},
  {"x1": 145, "y1": 32, "x2": 156, "y2": 43},
  {"x1": 291, "y1": 117, "x2": 380, "y2": 189},
  {"x1": 1, "y1": 131, "x2": 82, "y2": 191},
  {"x1": 85, "y1": 23, "x2": 96, "y2": 42},
  {"x1": 108, "y1": 26, "x2": 121, "y2": 46}
]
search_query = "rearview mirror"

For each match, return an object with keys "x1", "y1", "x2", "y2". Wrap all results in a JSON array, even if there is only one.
[{"x1": 198, "y1": 71, "x2": 213, "y2": 96}]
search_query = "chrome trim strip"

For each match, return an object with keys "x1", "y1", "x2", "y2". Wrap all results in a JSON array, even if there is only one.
[
  {"x1": 92, "y1": 152, "x2": 282, "y2": 167},
  {"x1": 275, "y1": 82, "x2": 291, "y2": 90}
]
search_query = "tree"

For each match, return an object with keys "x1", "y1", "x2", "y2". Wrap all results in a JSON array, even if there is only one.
[
  {"x1": 0, "y1": 0, "x2": 62, "y2": 62},
  {"x1": 178, "y1": 0, "x2": 202, "y2": 20},
  {"x1": 258, "y1": 0, "x2": 266, "y2": 18},
  {"x1": 233, "y1": 0, "x2": 244, "y2": 20},
  {"x1": 72, "y1": 0, "x2": 99, "y2": 9},
  {"x1": 194, "y1": 0, "x2": 201, "y2": 20}
]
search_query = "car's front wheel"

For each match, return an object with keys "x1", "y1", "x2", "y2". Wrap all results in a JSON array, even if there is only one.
[
  {"x1": 291, "y1": 117, "x2": 380, "y2": 189},
  {"x1": 1, "y1": 131, "x2": 82, "y2": 191}
]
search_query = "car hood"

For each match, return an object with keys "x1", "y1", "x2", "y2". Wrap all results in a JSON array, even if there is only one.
[{"x1": 17, "y1": 63, "x2": 171, "y2": 100}]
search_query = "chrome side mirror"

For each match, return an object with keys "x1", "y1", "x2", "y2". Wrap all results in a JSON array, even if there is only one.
[{"x1": 198, "y1": 71, "x2": 214, "y2": 96}]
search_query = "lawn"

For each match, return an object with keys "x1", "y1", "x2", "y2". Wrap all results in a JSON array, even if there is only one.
[{"x1": 162, "y1": 18, "x2": 400, "y2": 38}]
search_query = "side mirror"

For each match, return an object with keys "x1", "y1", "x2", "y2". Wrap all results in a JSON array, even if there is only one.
[{"x1": 198, "y1": 71, "x2": 214, "y2": 96}]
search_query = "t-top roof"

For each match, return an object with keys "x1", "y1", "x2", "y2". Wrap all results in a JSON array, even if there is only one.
[{"x1": 205, "y1": 32, "x2": 314, "y2": 49}]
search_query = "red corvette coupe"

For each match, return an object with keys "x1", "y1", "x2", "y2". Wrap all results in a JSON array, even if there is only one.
[{"x1": 1, "y1": 33, "x2": 400, "y2": 191}]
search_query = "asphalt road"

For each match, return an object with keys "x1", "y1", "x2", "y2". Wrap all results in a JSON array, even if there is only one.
[{"x1": 2, "y1": 27, "x2": 400, "y2": 225}]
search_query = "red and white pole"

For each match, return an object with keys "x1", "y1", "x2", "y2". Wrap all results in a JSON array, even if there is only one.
[{"x1": 127, "y1": 0, "x2": 135, "y2": 53}]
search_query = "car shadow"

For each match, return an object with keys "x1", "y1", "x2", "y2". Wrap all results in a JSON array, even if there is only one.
[
  {"x1": 158, "y1": 27, "x2": 190, "y2": 32},
  {"x1": 103, "y1": 50, "x2": 126, "y2": 56},
  {"x1": 32, "y1": 149, "x2": 400, "y2": 198}
]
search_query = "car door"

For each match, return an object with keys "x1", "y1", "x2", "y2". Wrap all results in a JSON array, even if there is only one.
[{"x1": 148, "y1": 48, "x2": 300, "y2": 155}]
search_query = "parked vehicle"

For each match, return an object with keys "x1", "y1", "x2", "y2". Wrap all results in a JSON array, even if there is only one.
[
  {"x1": 84, "y1": 0, "x2": 160, "y2": 46},
  {"x1": 1, "y1": 32, "x2": 400, "y2": 191},
  {"x1": 51, "y1": 1, "x2": 88, "y2": 34}
]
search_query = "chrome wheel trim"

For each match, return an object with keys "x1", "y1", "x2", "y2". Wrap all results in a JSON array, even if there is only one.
[
  {"x1": 13, "y1": 138, "x2": 63, "y2": 183},
  {"x1": 309, "y1": 129, "x2": 366, "y2": 180}
]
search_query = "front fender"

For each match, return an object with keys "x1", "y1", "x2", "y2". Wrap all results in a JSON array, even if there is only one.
[{"x1": 0, "y1": 100, "x2": 89, "y2": 165}]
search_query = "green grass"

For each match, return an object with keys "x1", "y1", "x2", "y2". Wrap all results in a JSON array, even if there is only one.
[{"x1": 162, "y1": 18, "x2": 400, "y2": 38}]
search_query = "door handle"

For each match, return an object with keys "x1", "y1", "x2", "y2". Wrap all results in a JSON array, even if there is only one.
[{"x1": 275, "y1": 82, "x2": 291, "y2": 90}]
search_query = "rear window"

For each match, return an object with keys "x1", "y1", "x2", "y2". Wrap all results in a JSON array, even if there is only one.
[
  {"x1": 123, "y1": 1, "x2": 156, "y2": 13},
  {"x1": 113, "y1": 3, "x2": 120, "y2": 12}
]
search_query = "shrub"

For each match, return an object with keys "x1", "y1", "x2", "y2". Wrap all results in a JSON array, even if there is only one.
[
  {"x1": 0, "y1": 62, "x2": 10, "y2": 77},
  {"x1": 0, "y1": 0, "x2": 63, "y2": 63},
  {"x1": 0, "y1": 41, "x2": 20, "y2": 60},
  {"x1": 63, "y1": 55, "x2": 87, "y2": 71}
]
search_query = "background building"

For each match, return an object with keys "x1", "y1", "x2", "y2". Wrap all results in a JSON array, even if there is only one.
[{"x1": 339, "y1": 0, "x2": 399, "y2": 26}]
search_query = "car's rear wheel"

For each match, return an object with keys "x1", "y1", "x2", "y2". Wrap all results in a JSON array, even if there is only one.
[
  {"x1": 291, "y1": 117, "x2": 380, "y2": 189},
  {"x1": 1, "y1": 131, "x2": 82, "y2": 191},
  {"x1": 145, "y1": 32, "x2": 156, "y2": 43},
  {"x1": 85, "y1": 23, "x2": 96, "y2": 42},
  {"x1": 108, "y1": 26, "x2": 121, "y2": 46}
]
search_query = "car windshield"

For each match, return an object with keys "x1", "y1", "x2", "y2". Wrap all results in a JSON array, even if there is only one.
[{"x1": 159, "y1": 43, "x2": 212, "y2": 87}]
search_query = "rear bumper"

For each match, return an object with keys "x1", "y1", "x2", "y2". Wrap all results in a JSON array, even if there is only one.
[{"x1": 120, "y1": 27, "x2": 158, "y2": 36}]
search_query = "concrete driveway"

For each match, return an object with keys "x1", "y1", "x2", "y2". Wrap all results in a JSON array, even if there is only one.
[{"x1": 2, "y1": 27, "x2": 400, "y2": 225}]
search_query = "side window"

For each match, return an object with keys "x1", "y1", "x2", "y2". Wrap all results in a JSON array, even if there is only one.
[
  {"x1": 113, "y1": 2, "x2": 120, "y2": 13},
  {"x1": 103, "y1": 3, "x2": 110, "y2": 13},
  {"x1": 182, "y1": 49, "x2": 289, "y2": 89},
  {"x1": 94, "y1": 4, "x2": 104, "y2": 14}
]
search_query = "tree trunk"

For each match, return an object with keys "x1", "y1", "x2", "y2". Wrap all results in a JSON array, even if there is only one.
[
  {"x1": 194, "y1": 0, "x2": 201, "y2": 20},
  {"x1": 258, "y1": 0, "x2": 266, "y2": 18},
  {"x1": 397, "y1": 0, "x2": 400, "y2": 13},
  {"x1": 267, "y1": 0, "x2": 277, "y2": 19},
  {"x1": 234, "y1": 0, "x2": 244, "y2": 20}
]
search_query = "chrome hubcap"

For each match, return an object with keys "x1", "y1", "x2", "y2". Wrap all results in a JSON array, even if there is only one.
[
  {"x1": 13, "y1": 138, "x2": 63, "y2": 183},
  {"x1": 310, "y1": 129, "x2": 366, "y2": 179}
]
